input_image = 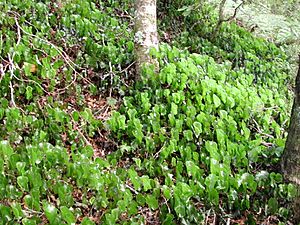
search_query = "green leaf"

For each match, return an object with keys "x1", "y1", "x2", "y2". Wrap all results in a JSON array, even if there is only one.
[
  {"x1": 186, "y1": 161, "x2": 201, "y2": 178},
  {"x1": 213, "y1": 94, "x2": 221, "y2": 108},
  {"x1": 174, "y1": 197, "x2": 185, "y2": 218},
  {"x1": 17, "y1": 176, "x2": 29, "y2": 191},
  {"x1": 192, "y1": 121, "x2": 202, "y2": 137},
  {"x1": 43, "y1": 202, "x2": 58, "y2": 224},
  {"x1": 127, "y1": 200, "x2": 138, "y2": 216},
  {"x1": 216, "y1": 128, "x2": 226, "y2": 147},
  {"x1": 146, "y1": 194, "x2": 159, "y2": 210},
  {"x1": 141, "y1": 176, "x2": 152, "y2": 191},
  {"x1": 0, "y1": 140, "x2": 13, "y2": 159},
  {"x1": 162, "y1": 213, "x2": 174, "y2": 225},
  {"x1": 81, "y1": 217, "x2": 96, "y2": 225},
  {"x1": 105, "y1": 208, "x2": 119, "y2": 225},
  {"x1": 171, "y1": 102, "x2": 178, "y2": 115},
  {"x1": 72, "y1": 111, "x2": 80, "y2": 122},
  {"x1": 60, "y1": 206, "x2": 76, "y2": 224},
  {"x1": 22, "y1": 218, "x2": 37, "y2": 225},
  {"x1": 208, "y1": 188, "x2": 219, "y2": 206},
  {"x1": 107, "y1": 97, "x2": 117, "y2": 107},
  {"x1": 11, "y1": 202, "x2": 24, "y2": 219},
  {"x1": 128, "y1": 168, "x2": 141, "y2": 191},
  {"x1": 162, "y1": 185, "x2": 172, "y2": 200},
  {"x1": 16, "y1": 162, "x2": 26, "y2": 175},
  {"x1": 26, "y1": 86, "x2": 33, "y2": 100},
  {"x1": 268, "y1": 197, "x2": 278, "y2": 214},
  {"x1": 118, "y1": 115, "x2": 126, "y2": 130},
  {"x1": 226, "y1": 96, "x2": 235, "y2": 108},
  {"x1": 287, "y1": 183, "x2": 297, "y2": 198},
  {"x1": 0, "y1": 205, "x2": 12, "y2": 222},
  {"x1": 183, "y1": 130, "x2": 193, "y2": 141}
]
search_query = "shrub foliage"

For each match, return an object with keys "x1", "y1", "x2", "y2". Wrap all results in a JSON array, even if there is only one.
[{"x1": 0, "y1": 0, "x2": 295, "y2": 224}]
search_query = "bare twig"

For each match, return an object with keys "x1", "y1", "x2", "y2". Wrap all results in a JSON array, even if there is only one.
[
  {"x1": 205, "y1": 209, "x2": 211, "y2": 225},
  {"x1": 0, "y1": 54, "x2": 51, "y2": 95},
  {"x1": 109, "y1": 61, "x2": 114, "y2": 86},
  {"x1": 14, "y1": 17, "x2": 78, "y2": 70},
  {"x1": 223, "y1": 1, "x2": 244, "y2": 23},
  {"x1": 15, "y1": 16, "x2": 21, "y2": 46},
  {"x1": 5, "y1": 16, "x2": 24, "y2": 108},
  {"x1": 213, "y1": 213, "x2": 217, "y2": 225},
  {"x1": 125, "y1": 184, "x2": 139, "y2": 195},
  {"x1": 252, "y1": 118, "x2": 275, "y2": 139},
  {"x1": 226, "y1": 218, "x2": 231, "y2": 225},
  {"x1": 118, "y1": 61, "x2": 135, "y2": 74},
  {"x1": 162, "y1": 196, "x2": 171, "y2": 213},
  {"x1": 212, "y1": 0, "x2": 245, "y2": 40},
  {"x1": 70, "y1": 115, "x2": 93, "y2": 147},
  {"x1": 0, "y1": 63, "x2": 5, "y2": 83},
  {"x1": 154, "y1": 146, "x2": 165, "y2": 159},
  {"x1": 12, "y1": 16, "x2": 92, "y2": 93},
  {"x1": 7, "y1": 54, "x2": 17, "y2": 108},
  {"x1": 22, "y1": 206, "x2": 44, "y2": 216},
  {"x1": 261, "y1": 141, "x2": 274, "y2": 147}
]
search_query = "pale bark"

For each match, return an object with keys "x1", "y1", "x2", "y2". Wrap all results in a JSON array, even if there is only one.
[
  {"x1": 134, "y1": 0, "x2": 159, "y2": 77},
  {"x1": 281, "y1": 54, "x2": 300, "y2": 223}
]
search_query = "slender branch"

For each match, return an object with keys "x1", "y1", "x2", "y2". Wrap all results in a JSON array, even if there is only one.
[
  {"x1": 223, "y1": 1, "x2": 244, "y2": 23},
  {"x1": 212, "y1": 0, "x2": 245, "y2": 41},
  {"x1": 125, "y1": 184, "x2": 139, "y2": 195},
  {"x1": 11, "y1": 16, "x2": 95, "y2": 94},
  {"x1": 0, "y1": 63, "x2": 5, "y2": 83},
  {"x1": 7, "y1": 54, "x2": 17, "y2": 108}
]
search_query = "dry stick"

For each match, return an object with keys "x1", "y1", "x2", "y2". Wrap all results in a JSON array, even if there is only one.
[
  {"x1": 119, "y1": 61, "x2": 135, "y2": 74},
  {"x1": 3, "y1": 19, "x2": 51, "y2": 95},
  {"x1": 210, "y1": 0, "x2": 227, "y2": 41},
  {"x1": 22, "y1": 206, "x2": 44, "y2": 216},
  {"x1": 13, "y1": 69, "x2": 51, "y2": 95},
  {"x1": 70, "y1": 115, "x2": 93, "y2": 147},
  {"x1": 7, "y1": 53, "x2": 17, "y2": 108},
  {"x1": 226, "y1": 218, "x2": 231, "y2": 225},
  {"x1": 125, "y1": 184, "x2": 139, "y2": 195},
  {"x1": 14, "y1": 17, "x2": 78, "y2": 70},
  {"x1": 205, "y1": 209, "x2": 211, "y2": 225},
  {"x1": 276, "y1": 38, "x2": 300, "y2": 46},
  {"x1": 213, "y1": 213, "x2": 217, "y2": 225},
  {"x1": 252, "y1": 118, "x2": 274, "y2": 139},
  {"x1": 8, "y1": 59, "x2": 17, "y2": 108},
  {"x1": 0, "y1": 55, "x2": 51, "y2": 95},
  {"x1": 16, "y1": 16, "x2": 21, "y2": 46},
  {"x1": 13, "y1": 17, "x2": 90, "y2": 93},
  {"x1": 153, "y1": 146, "x2": 164, "y2": 159},
  {"x1": 0, "y1": 63, "x2": 5, "y2": 83},
  {"x1": 118, "y1": 61, "x2": 135, "y2": 88},
  {"x1": 162, "y1": 196, "x2": 171, "y2": 213},
  {"x1": 6, "y1": 16, "x2": 23, "y2": 108},
  {"x1": 109, "y1": 61, "x2": 114, "y2": 86}
]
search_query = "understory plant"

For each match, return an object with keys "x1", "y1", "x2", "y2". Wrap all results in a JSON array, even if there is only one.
[{"x1": 0, "y1": 0, "x2": 296, "y2": 224}]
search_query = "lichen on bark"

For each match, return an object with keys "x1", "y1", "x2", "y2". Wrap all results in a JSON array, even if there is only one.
[{"x1": 134, "y1": 0, "x2": 159, "y2": 78}]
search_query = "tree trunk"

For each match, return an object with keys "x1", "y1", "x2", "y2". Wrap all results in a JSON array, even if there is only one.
[
  {"x1": 134, "y1": 0, "x2": 159, "y2": 78},
  {"x1": 281, "y1": 54, "x2": 300, "y2": 223}
]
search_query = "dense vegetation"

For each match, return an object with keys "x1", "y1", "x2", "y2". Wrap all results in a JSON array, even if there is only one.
[{"x1": 0, "y1": 0, "x2": 297, "y2": 224}]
